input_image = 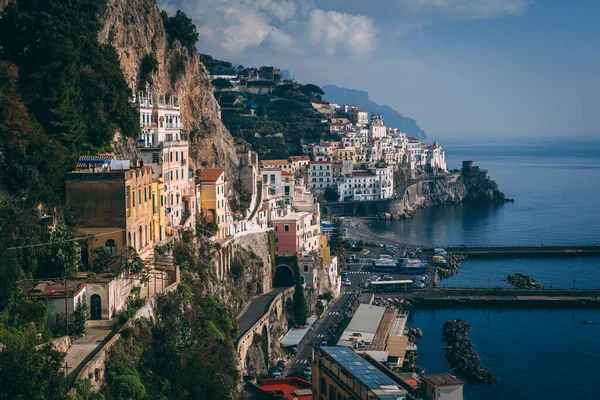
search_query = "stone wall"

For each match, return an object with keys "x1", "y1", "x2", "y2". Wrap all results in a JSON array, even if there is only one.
[{"x1": 72, "y1": 282, "x2": 178, "y2": 392}]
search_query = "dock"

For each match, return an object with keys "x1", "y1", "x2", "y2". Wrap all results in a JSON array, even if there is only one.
[
  {"x1": 381, "y1": 288, "x2": 600, "y2": 308},
  {"x1": 431, "y1": 244, "x2": 600, "y2": 257}
]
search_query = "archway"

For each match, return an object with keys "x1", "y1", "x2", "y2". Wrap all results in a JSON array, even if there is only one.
[
  {"x1": 273, "y1": 264, "x2": 295, "y2": 287},
  {"x1": 90, "y1": 295, "x2": 102, "y2": 320}
]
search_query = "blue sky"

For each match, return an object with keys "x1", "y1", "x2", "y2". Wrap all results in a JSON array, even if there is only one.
[{"x1": 158, "y1": 0, "x2": 600, "y2": 138}]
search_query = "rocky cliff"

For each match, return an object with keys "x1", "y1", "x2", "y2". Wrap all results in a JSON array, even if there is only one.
[{"x1": 99, "y1": 0, "x2": 239, "y2": 181}]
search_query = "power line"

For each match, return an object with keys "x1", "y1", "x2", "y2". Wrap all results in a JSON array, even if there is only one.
[{"x1": 5, "y1": 228, "x2": 127, "y2": 251}]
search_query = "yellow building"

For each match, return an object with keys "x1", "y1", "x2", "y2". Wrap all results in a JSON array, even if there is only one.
[
  {"x1": 198, "y1": 168, "x2": 229, "y2": 240},
  {"x1": 333, "y1": 148, "x2": 357, "y2": 163},
  {"x1": 65, "y1": 157, "x2": 166, "y2": 261}
]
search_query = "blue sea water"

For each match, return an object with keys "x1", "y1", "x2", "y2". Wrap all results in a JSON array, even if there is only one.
[{"x1": 370, "y1": 137, "x2": 600, "y2": 399}]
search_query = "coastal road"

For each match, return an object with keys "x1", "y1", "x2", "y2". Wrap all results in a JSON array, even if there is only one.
[
  {"x1": 284, "y1": 265, "x2": 366, "y2": 378},
  {"x1": 237, "y1": 287, "x2": 289, "y2": 339}
]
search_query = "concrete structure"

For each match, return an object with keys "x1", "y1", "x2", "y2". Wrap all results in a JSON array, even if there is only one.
[
  {"x1": 421, "y1": 373, "x2": 464, "y2": 400},
  {"x1": 198, "y1": 168, "x2": 229, "y2": 240},
  {"x1": 312, "y1": 346, "x2": 408, "y2": 400},
  {"x1": 236, "y1": 287, "x2": 295, "y2": 376},
  {"x1": 66, "y1": 157, "x2": 164, "y2": 260}
]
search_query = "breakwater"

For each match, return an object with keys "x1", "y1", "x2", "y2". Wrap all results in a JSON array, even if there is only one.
[
  {"x1": 439, "y1": 244, "x2": 600, "y2": 257},
  {"x1": 442, "y1": 319, "x2": 497, "y2": 384}
]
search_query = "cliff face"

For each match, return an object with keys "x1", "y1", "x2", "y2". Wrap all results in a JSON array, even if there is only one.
[{"x1": 98, "y1": 0, "x2": 238, "y2": 181}]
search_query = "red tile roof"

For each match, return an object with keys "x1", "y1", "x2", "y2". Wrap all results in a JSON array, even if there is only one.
[
  {"x1": 282, "y1": 171, "x2": 294, "y2": 176},
  {"x1": 259, "y1": 378, "x2": 313, "y2": 400},
  {"x1": 261, "y1": 159, "x2": 290, "y2": 165},
  {"x1": 199, "y1": 168, "x2": 224, "y2": 181},
  {"x1": 289, "y1": 156, "x2": 310, "y2": 161}
]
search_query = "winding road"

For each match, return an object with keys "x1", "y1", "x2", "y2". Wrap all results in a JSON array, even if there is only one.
[{"x1": 237, "y1": 287, "x2": 289, "y2": 339}]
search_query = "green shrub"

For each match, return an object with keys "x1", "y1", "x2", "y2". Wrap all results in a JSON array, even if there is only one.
[
  {"x1": 76, "y1": 378, "x2": 91, "y2": 399},
  {"x1": 72, "y1": 301, "x2": 89, "y2": 336},
  {"x1": 111, "y1": 374, "x2": 146, "y2": 400}
]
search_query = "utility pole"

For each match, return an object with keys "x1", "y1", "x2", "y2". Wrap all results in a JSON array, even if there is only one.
[{"x1": 65, "y1": 277, "x2": 69, "y2": 337}]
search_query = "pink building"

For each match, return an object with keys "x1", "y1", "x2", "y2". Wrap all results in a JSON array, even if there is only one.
[{"x1": 273, "y1": 212, "x2": 320, "y2": 256}]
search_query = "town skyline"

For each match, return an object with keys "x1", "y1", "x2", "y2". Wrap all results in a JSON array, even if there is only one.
[{"x1": 158, "y1": 0, "x2": 600, "y2": 138}]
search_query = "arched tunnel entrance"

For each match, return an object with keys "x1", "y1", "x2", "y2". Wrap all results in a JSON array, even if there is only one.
[{"x1": 273, "y1": 264, "x2": 295, "y2": 287}]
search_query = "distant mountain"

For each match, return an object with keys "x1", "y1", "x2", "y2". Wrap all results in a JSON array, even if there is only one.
[{"x1": 322, "y1": 85, "x2": 427, "y2": 139}]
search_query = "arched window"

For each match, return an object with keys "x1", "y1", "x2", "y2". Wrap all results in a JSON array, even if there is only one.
[
  {"x1": 104, "y1": 239, "x2": 117, "y2": 255},
  {"x1": 128, "y1": 232, "x2": 131, "y2": 247},
  {"x1": 138, "y1": 226, "x2": 142, "y2": 249}
]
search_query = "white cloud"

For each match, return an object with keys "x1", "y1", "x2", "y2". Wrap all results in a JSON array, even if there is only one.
[
  {"x1": 157, "y1": 0, "x2": 376, "y2": 58},
  {"x1": 399, "y1": 0, "x2": 531, "y2": 20},
  {"x1": 306, "y1": 9, "x2": 377, "y2": 58}
]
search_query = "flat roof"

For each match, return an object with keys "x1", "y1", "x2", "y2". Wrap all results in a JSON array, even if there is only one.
[
  {"x1": 273, "y1": 212, "x2": 310, "y2": 221},
  {"x1": 338, "y1": 304, "x2": 387, "y2": 347},
  {"x1": 421, "y1": 373, "x2": 464, "y2": 387},
  {"x1": 320, "y1": 347, "x2": 406, "y2": 400},
  {"x1": 259, "y1": 378, "x2": 312, "y2": 400}
]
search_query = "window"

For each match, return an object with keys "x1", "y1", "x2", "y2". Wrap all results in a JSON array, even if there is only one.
[
  {"x1": 284, "y1": 186, "x2": 290, "y2": 196},
  {"x1": 170, "y1": 152, "x2": 172, "y2": 162},
  {"x1": 275, "y1": 226, "x2": 278, "y2": 232},
  {"x1": 270, "y1": 174, "x2": 275, "y2": 184},
  {"x1": 181, "y1": 169, "x2": 184, "y2": 180},
  {"x1": 104, "y1": 239, "x2": 117, "y2": 255},
  {"x1": 126, "y1": 185, "x2": 131, "y2": 209},
  {"x1": 175, "y1": 152, "x2": 178, "y2": 161},
  {"x1": 176, "y1": 170, "x2": 179, "y2": 180},
  {"x1": 144, "y1": 187, "x2": 147, "y2": 202},
  {"x1": 138, "y1": 189, "x2": 141, "y2": 204},
  {"x1": 170, "y1": 170, "x2": 173, "y2": 180},
  {"x1": 181, "y1": 151, "x2": 184, "y2": 161},
  {"x1": 284, "y1": 224, "x2": 289, "y2": 232},
  {"x1": 263, "y1": 175, "x2": 268, "y2": 184},
  {"x1": 304, "y1": 265, "x2": 309, "y2": 272}
]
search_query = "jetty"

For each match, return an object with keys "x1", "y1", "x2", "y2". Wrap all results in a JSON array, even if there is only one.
[
  {"x1": 382, "y1": 288, "x2": 600, "y2": 308},
  {"x1": 431, "y1": 244, "x2": 600, "y2": 257}
]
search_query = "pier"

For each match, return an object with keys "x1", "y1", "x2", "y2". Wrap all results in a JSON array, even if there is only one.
[
  {"x1": 382, "y1": 288, "x2": 600, "y2": 308},
  {"x1": 428, "y1": 244, "x2": 600, "y2": 257}
]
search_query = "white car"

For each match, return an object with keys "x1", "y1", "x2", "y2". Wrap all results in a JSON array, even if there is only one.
[
  {"x1": 413, "y1": 281, "x2": 425, "y2": 288},
  {"x1": 343, "y1": 279, "x2": 352, "y2": 286}
]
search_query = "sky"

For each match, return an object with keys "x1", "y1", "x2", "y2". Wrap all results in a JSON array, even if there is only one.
[{"x1": 157, "y1": 0, "x2": 600, "y2": 138}]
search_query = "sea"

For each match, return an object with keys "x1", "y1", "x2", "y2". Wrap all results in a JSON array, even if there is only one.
[{"x1": 370, "y1": 136, "x2": 600, "y2": 399}]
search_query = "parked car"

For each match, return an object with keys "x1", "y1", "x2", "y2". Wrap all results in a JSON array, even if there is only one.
[
  {"x1": 343, "y1": 279, "x2": 352, "y2": 286},
  {"x1": 321, "y1": 341, "x2": 328, "y2": 347},
  {"x1": 382, "y1": 275, "x2": 394, "y2": 281},
  {"x1": 413, "y1": 281, "x2": 425, "y2": 288},
  {"x1": 407, "y1": 251, "x2": 416, "y2": 258},
  {"x1": 369, "y1": 275, "x2": 381, "y2": 282},
  {"x1": 303, "y1": 366, "x2": 312, "y2": 380},
  {"x1": 415, "y1": 275, "x2": 427, "y2": 282}
]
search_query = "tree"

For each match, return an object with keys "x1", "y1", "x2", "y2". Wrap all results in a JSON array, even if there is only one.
[
  {"x1": 323, "y1": 187, "x2": 340, "y2": 202},
  {"x1": 72, "y1": 301, "x2": 89, "y2": 336},
  {"x1": 300, "y1": 84, "x2": 324, "y2": 101},
  {"x1": 161, "y1": 10, "x2": 199, "y2": 52},
  {"x1": 211, "y1": 78, "x2": 233, "y2": 92},
  {"x1": 329, "y1": 216, "x2": 350, "y2": 259},
  {"x1": 293, "y1": 282, "x2": 308, "y2": 326},
  {"x1": 0, "y1": 328, "x2": 66, "y2": 400}
]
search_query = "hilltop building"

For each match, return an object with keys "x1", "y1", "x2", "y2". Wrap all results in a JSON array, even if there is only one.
[{"x1": 134, "y1": 91, "x2": 196, "y2": 229}]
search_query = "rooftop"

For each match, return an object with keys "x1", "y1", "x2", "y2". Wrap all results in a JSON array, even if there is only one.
[
  {"x1": 320, "y1": 347, "x2": 407, "y2": 400},
  {"x1": 259, "y1": 378, "x2": 312, "y2": 400},
  {"x1": 28, "y1": 280, "x2": 87, "y2": 299},
  {"x1": 273, "y1": 212, "x2": 311, "y2": 221},
  {"x1": 261, "y1": 159, "x2": 290, "y2": 165},
  {"x1": 421, "y1": 373, "x2": 464, "y2": 387},
  {"x1": 289, "y1": 155, "x2": 310, "y2": 161},
  {"x1": 199, "y1": 168, "x2": 224, "y2": 181}
]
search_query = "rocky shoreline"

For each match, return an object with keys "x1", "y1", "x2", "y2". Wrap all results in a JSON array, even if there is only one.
[
  {"x1": 507, "y1": 273, "x2": 545, "y2": 290},
  {"x1": 442, "y1": 319, "x2": 498, "y2": 385},
  {"x1": 437, "y1": 253, "x2": 467, "y2": 278}
]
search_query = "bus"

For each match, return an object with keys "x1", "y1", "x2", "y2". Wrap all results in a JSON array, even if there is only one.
[{"x1": 370, "y1": 280, "x2": 414, "y2": 292}]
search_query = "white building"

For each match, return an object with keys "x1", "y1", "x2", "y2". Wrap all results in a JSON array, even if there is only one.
[
  {"x1": 135, "y1": 92, "x2": 196, "y2": 228},
  {"x1": 421, "y1": 373, "x2": 464, "y2": 400},
  {"x1": 308, "y1": 161, "x2": 334, "y2": 191}
]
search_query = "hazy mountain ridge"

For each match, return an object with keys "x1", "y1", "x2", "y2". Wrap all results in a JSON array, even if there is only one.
[{"x1": 323, "y1": 85, "x2": 427, "y2": 139}]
